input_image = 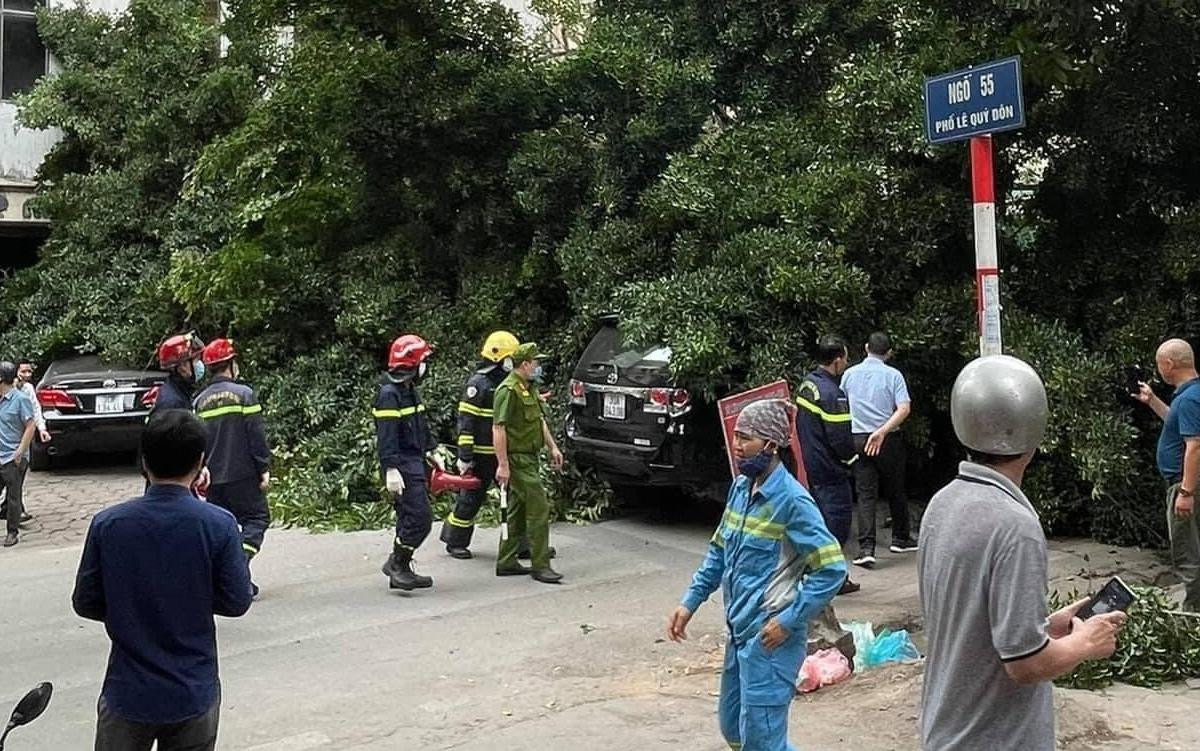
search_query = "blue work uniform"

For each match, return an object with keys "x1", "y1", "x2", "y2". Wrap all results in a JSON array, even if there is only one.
[
  {"x1": 193, "y1": 376, "x2": 272, "y2": 556},
  {"x1": 681, "y1": 464, "x2": 847, "y2": 751},
  {"x1": 373, "y1": 379, "x2": 435, "y2": 551},
  {"x1": 796, "y1": 369, "x2": 856, "y2": 544},
  {"x1": 150, "y1": 374, "x2": 196, "y2": 415}
]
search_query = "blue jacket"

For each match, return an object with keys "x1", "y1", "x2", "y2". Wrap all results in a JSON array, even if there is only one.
[
  {"x1": 72, "y1": 485, "x2": 252, "y2": 724},
  {"x1": 373, "y1": 379, "x2": 435, "y2": 478},
  {"x1": 796, "y1": 368, "x2": 856, "y2": 486},
  {"x1": 193, "y1": 376, "x2": 271, "y2": 485},
  {"x1": 456, "y1": 364, "x2": 506, "y2": 464},
  {"x1": 681, "y1": 464, "x2": 847, "y2": 645},
  {"x1": 151, "y1": 374, "x2": 196, "y2": 414}
]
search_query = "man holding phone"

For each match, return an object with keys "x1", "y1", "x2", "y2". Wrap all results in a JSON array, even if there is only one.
[
  {"x1": 1135, "y1": 338, "x2": 1200, "y2": 612},
  {"x1": 920, "y1": 356, "x2": 1126, "y2": 750}
]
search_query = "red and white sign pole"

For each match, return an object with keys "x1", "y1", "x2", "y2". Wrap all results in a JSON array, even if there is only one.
[{"x1": 970, "y1": 135, "x2": 1002, "y2": 356}]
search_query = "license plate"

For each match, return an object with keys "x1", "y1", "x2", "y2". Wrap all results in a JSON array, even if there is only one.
[
  {"x1": 95, "y1": 395, "x2": 124, "y2": 414},
  {"x1": 602, "y1": 393, "x2": 626, "y2": 420}
]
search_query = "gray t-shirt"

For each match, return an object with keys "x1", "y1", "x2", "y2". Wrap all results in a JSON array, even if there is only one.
[{"x1": 918, "y1": 462, "x2": 1053, "y2": 751}]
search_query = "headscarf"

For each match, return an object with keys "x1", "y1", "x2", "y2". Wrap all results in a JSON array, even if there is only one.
[{"x1": 734, "y1": 398, "x2": 793, "y2": 447}]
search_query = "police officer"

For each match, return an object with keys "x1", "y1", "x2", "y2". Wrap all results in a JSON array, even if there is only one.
[
  {"x1": 796, "y1": 334, "x2": 860, "y2": 594},
  {"x1": 494, "y1": 343, "x2": 563, "y2": 584},
  {"x1": 151, "y1": 333, "x2": 206, "y2": 414},
  {"x1": 439, "y1": 330, "x2": 519, "y2": 559},
  {"x1": 193, "y1": 339, "x2": 271, "y2": 597},
  {"x1": 374, "y1": 334, "x2": 437, "y2": 591}
]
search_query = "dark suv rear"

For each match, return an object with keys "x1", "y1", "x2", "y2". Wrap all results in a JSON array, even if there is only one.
[{"x1": 564, "y1": 319, "x2": 725, "y2": 495}]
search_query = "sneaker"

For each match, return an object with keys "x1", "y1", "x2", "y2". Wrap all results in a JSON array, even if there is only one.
[
  {"x1": 2, "y1": 532, "x2": 17, "y2": 548},
  {"x1": 890, "y1": 538, "x2": 919, "y2": 553},
  {"x1": 838, "y1": 579, "x2": 861, "y2": 595},
  {"x1": 852, "y1": 551, "x2": 876, "y2": 568}
]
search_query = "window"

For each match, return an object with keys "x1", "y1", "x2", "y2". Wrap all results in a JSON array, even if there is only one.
[{"x1": 1, "y1": 0, "x2": 47, "y2": 100}]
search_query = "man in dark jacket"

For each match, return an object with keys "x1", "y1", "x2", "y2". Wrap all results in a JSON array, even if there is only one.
[
  {"x1": 193, "y1": 338, "x2": 271, "y2": 598},
  {"x1": 797, "y1": 334, "x2": 859, "y2": 594},
  {"x1": 439, "y1": 330, "x2": 518, "y2": 559},
  {"x1": 375, "y1": 334, "x2": 437, "y2": 591},
  {"x1": 150, "y1": 333, "x2": 206, "y2": 414},
  {"x1": 73, "y1": 409, "x2": 251, "y2": 751}
]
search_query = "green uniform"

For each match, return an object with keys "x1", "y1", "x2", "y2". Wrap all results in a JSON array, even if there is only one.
[{"x1": 493, "y1": 372, "x2": 551, "y2": 570}]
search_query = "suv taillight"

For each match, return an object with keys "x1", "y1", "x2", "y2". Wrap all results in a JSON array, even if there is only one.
[
  {"x1": 37, "y1": 388, "x2": 78, "y2": 411},
  {"x1": 671, "y1": 388, "x2": 690, "y2": 409},
  {"x1": 644, "y1": 388, "x2": 670, "y2": 414},
  {"x1": 141, "y1": 386, "x2": 160, "y2": 408},
  {"x1": 569, "y1": 379, "x2": 586, "y2": 406}
]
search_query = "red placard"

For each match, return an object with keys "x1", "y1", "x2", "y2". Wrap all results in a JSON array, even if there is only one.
[{"x1": 717, "y1": 380, "x2": 807, "y2": 487}]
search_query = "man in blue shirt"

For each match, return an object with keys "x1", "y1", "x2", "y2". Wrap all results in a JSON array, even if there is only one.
[
  {"x1": 840, "y1": 332, "x2": 915, "y2": 567},
  {"x1": 0, "y1": 361, "x2": 36, "y2": 547},
  {"x1": 1136, "y1": 338, "x2": 1200, "y2": 611},
  {"x1": 73, "y1": 409, "x2": 252, "y2": 750}
]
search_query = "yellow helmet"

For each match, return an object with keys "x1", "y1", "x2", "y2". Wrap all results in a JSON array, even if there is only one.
[{"x1": 481, "y1": 330, "x2": 520, "y2": 362}]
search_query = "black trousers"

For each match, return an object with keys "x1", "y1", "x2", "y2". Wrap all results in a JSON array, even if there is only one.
[
  {"x1": 1, "y1": 459, "x2": 25, "y2": 535},
  {"x1": 95, "y1": 694, "x2": 219, "y2": 751},
  {"x1": 207, "y1": 478, "x2": 270, "y2": 555},
  {"x1": 393, "y1": 475, "x2": 432, "y2": 551},
  {"x1": 440, "y1": 456, "x2": 498, "y2": 549},
  {"x1": 853, "y1": 432, "x2": 910, "y2": 550}
]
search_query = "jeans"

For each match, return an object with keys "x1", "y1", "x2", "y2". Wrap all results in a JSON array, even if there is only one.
[{"x1": 1, "y1": 459, "x2": 26, "y2": 535}]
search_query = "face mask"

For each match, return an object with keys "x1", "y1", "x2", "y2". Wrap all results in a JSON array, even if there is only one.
[
  {"x1": 531, "y1": 365, "x2": 545, "y2": 383},
  {"x1": 501, "y1": 357, "x2": 514, "y2": 373},
  {"x1": 737, "y1": 448, "x2": 775, "y2": 478},
  {"x1": 192, "y1": 360, "x2": 206, "y2": 383}
]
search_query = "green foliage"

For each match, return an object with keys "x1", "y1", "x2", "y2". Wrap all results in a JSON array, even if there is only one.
[
  {"x1": 6, "y1": 0, "x2": 1200, "y2": 541},
  {"x1": 1052, "y1": 586, "x2": 1200, "y2": 690}
]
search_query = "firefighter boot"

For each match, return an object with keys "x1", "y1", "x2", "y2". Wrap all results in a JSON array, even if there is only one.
[{"x1": 387, "y1": 544, "x2": 433, "y2": 591}]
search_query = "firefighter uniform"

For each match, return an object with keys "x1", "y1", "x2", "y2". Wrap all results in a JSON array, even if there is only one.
[
  {"x1": 439, "y1": 364, "x2": 506, "y2": 553},
  {"x1": 493, "y1": 348, "x2": 554, "y2": 576},
  {"x1": 796, "y1": 369, "x2": 856, "y2": 545},
  {"x1": 374, "y1": 378, "x2": 436, "y2": 565},
  {"x1": 193, "y1": 375, "x2": 272, "y2": 556},
  {"x1": 151, "y1": 374, "x2": 197, "y2": 414}
]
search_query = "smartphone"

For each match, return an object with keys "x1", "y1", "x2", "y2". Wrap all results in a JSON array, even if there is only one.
[
  {"x1": 1076, "y1": 576, "x2": 1137, "y2": 620},
  {"x1": 1124, "y1": 366, "x2": 1145, "y2": 397}
]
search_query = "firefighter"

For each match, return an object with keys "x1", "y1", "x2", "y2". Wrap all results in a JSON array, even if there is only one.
[
  {"x1": 193, "y1": 338, "x2": 272, "y2": 598},
  {"x1": 374, "y1": 334, "x2": 438, "y2": 591},
  {"x1": 796, "y1": 334, "x2": 860, "y2": 594},
  {"x1": 151, "y1": 332, "x2": 206, "y2": 414},
  {"x1": 438, "y1": 330, "x2": 519, "y2": 559}
]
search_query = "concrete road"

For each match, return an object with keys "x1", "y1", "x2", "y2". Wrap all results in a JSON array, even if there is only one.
[{"x1": 1, "y1": 465, "x2": 1195, "y2": 750}]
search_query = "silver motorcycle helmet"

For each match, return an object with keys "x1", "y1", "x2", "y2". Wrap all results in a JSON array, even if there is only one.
[{"x1": 951, "y1": 355, "x2": 1048, "y2": 456}]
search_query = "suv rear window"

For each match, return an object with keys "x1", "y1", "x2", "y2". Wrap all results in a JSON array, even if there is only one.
[{"x1": 576, "y1": 326, "x2": 672, "y2": 385}]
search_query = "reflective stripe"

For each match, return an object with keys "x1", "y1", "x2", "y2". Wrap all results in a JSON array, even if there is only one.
[
  {"x1": 198, "y1": 404, "x2": 263, "y2": 419},
  {"x1": 458, "y1": 435, "x2": 475, "y2": 446},
  {"x1": 473, "y1": 445, "x2": 496, "y2": 455},
  {"x1": 242, "y1": 542, "x2": 259, "y2": 555},
  {"x1": 373, "y1": 405, "x2": 426, "y2": 419},
  {"x1": 458, "y1": 401, "x2": 494, "y2": 418},
  {"x1": 446, "y1": 513, "x2": 474, "y2": 528},
  {"x1": 728, "y1": 743, "x2": 742, "y2": 750},
  {"x1": 795, "y1": 396, "x2": 851, "y2": 424},
  {"x1": 721, "y1": 508, "x2": 785, "y2": 541},
  {"x1": 395, "y1": 538, "x2": 415, "y2": 551},
  {"x1": 710, "y1": 529, "x2": 725, "y2": 548},
  {"x1": 806, "y1": 543, "x2": 845, "y2": 570}
]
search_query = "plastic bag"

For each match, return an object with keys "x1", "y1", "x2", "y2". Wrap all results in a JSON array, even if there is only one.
[
  {"x1": 797, "y1": 648, "x2": 853, "y2": 694},
  {"x1": 842, "y1": 621, "x2": 876, "y2": 664},
  {"x1": 860, "y1": 628, "x2": 921, "y2": 669}
]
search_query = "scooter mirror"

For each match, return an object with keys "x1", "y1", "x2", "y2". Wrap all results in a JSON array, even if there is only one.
[{"x1": 9, "y1": 683, "x2": 52, "y2": 727}]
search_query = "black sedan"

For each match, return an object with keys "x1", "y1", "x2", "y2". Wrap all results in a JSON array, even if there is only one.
[{"x1": 32, "y1": 356, "x2": 165, "y2": 470}]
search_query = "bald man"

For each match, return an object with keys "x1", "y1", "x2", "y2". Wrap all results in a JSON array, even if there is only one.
[{"x1": 1137, "y1": 338, "x2": 1200, "y2": 611}]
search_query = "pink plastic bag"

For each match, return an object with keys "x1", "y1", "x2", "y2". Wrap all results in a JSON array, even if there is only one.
[{"x1": 797, "y1": 648, "x2": 852, "y2": 694}]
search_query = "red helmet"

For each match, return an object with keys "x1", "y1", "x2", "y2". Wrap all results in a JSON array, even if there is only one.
[
  {"x1": 388, "y1": 335, "x2": 432, "y2": 371},
  {"x1": 201, "y1": 338, "x2": 237, "y2": 366},
  {"x1": 157, "y1": 333, "x2": 205, "y2": 369}
]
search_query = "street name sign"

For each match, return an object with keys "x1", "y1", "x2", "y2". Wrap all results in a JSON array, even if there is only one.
[{"x1": 924, "y1": 56, "x2": 1024, "y2": 145}]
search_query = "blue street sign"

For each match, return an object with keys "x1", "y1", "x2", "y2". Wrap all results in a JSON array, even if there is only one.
[{"x1": 924, "y1": 56, "x2": 1025, "y2": 145}]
